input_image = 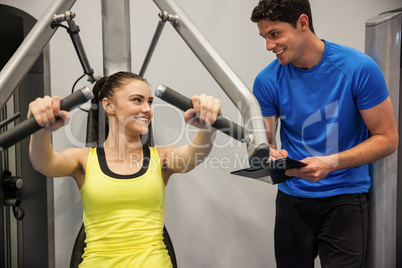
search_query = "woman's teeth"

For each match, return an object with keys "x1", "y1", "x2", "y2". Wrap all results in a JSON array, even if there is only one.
[{"x1": 135, "y1": 117, "x2": 148, "y2": 122}]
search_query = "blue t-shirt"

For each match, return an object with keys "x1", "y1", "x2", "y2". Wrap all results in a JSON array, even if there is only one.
[{"x1": 253, "y1": 40, "x2": 389, "y2": 198}]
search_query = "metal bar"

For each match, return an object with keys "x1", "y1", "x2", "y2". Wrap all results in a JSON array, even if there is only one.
[
  {"x1": 1, "y1": 104, "x2": 11, "y2": 268},
  {"x1": 65, "y1": 13, "x2": 96, "y2": 82},
  {"x1": 5, "y1": 207, "x2": 11, "y2": 268},
  {"x1": 0, "y1": 87, "x2": 92, "y2": 152},
  {"x1": 101, "y1": 0, "x2": 131, "y2": 76},
  {"x1": 0, "y1": 0, "x2": 77, "y2": 111},
  {"x1": 156, "y1": 84, "x2": 249, "y2": 143},
  {"x1": 139, "y1": 12, "x2": 168, "y2": 78},
  {"x1": 152, "y1": 0, "x2": 269, "y2": 161},
  {"x1": 365, "y1": 10, "x2": 402, "y2": 268},
  {"x1": 0, "y1": 113, "x2": 21, "y2": 130}
]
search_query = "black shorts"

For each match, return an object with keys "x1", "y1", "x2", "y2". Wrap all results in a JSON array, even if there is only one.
[{"x1": 274, "y1": 190, "x2": 368, "y2": 268}]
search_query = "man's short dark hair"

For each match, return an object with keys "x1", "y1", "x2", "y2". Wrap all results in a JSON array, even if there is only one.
[{"x1": 250, "y1": 0, "x2": 315, "y2": 34}]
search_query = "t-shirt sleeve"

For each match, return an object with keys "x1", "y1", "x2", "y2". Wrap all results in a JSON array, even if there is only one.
[
  {"x1": 253, "y1": 72, "x2": 279, "y2": 117},
  {"x1": 353, "y1": 55, "x2": 389, "y2": 110}
]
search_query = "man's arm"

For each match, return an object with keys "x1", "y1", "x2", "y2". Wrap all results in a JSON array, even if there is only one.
[
  {"x1": 263, "y1": 115, "x2": 288, "y2": 159},
  {"x1": 286, "y1": 96, "x2": 399, "y2": 181}
]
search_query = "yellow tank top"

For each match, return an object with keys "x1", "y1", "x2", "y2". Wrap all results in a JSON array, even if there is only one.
[{"x1": 79, "y1": 146, "x2": 172, "y2": 267}]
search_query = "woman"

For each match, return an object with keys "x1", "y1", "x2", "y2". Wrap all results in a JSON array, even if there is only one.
[{"x1": 28, "y1": 71, "x2": 221, "y2": 267}]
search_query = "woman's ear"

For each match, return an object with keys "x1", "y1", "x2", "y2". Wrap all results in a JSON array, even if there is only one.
[{"x1": 102, "y1": 98, "x2": 116, "y2": 115}]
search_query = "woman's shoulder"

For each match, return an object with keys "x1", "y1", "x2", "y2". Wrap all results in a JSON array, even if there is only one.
[
  {"x1": 63, "y1": 146, "x2": 90, "y2": 155},
  {"x1": 155, "y1": 145, "x2": 179, "y2": 158},
  {"x1": 63, "y1": 147, "x2": 91, "y2": 188},
  {"x1": 60, "y1": 147, "x2": 91, "y2": 166}
]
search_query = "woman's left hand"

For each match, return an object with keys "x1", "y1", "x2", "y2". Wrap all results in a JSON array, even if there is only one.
[{"x1": 184, "y1": 94, "x2": 221, "y2": 129}]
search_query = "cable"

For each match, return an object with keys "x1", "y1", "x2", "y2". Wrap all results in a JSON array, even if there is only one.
[
  {"x1": 71, "y1": 73, "x2": 90, "y2": 113},
  {"x1": 71, "y1": 73, "x2": 86, "y2": 94},
  {"x1": 13, "y1": 205, "x2": 25, "y2": 221},
  {"x1": 52, "y1": 21, "x2": 91, "y2": 113},
  {"x1": 51, "y1": 22, "x2": 70, "y2": 31}
]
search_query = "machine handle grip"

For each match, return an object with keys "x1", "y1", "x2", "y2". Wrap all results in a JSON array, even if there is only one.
[
  {"x1": 0, "y1": 86, "x2": 93, "y2": 151},
  {"x1": 155, "y1": 84, "x2": 248, "y2": 142}
]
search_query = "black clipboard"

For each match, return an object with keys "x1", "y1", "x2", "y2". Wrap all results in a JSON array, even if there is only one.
[{"x1": 231, "y1": 157, "x2": 307, "y2": 184}]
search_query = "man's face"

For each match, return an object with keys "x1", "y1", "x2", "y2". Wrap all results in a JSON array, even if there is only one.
[{"x1": 257, "y1": 19, "x2": 304, "y2": 66}]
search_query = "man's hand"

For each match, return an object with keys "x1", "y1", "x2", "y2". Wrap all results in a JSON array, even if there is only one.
[
  {"x1": 268, "y1": 148, "x2": 288, "y2": 160},
  {"x1": 285, "y1": 155, "x2": 337, "y2": 182}
]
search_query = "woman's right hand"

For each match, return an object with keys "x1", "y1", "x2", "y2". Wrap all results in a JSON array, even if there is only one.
[{"x1": 28, "y1": 96, "x2": 71, "y2": 132}]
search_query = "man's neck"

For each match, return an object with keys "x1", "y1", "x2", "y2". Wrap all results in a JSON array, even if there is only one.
[{"x1": 292, "y1": 35, "x2": 325, "y2": 70}]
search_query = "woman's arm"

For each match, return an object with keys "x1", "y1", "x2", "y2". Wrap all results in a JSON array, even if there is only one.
[
  {"x1": 29, "y1": 130, "x2": 85, "y2": 178},
  {"x1": 28, "y1": 96, "x2": 85, "y2": 180},
  {"x1": 159, "y1": 94, "x2": 221, "y2": 183}
]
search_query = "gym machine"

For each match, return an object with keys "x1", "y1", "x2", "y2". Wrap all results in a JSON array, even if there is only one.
[
  {"x1": 0, "y1": 0, "x2": 270, "y2": 266},
  {"x1": 0, "y1": 0, "x2": 98, "y2": 266},
  {"x1": 365, "y1": 8, "x2": 402, "y2": 268}
]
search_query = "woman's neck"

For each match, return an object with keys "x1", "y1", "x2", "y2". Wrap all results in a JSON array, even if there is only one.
[{"x1": 103, "y1": 127, "x2": 143, "y2": 161}]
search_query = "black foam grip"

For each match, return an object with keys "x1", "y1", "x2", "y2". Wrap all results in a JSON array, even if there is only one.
[
  {"x1": 156, "y1": 85, "x2": 247, "y2": 142},
  {"x1": 0, "y1": 87, "x2": 93, "y2": 151}
]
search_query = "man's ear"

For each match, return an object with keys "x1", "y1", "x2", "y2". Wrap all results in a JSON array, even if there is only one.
[
  {"x1": 102, "y1": 98, "x2": 116, "y2": 115},
  {"x1": 298, "y1": 14, "x2": 309, "y2": 31}
]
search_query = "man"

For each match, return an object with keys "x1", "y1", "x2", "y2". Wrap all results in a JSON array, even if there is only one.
[{"x1": 250, "y1": 0, "x2": 398, "y2": 267}]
